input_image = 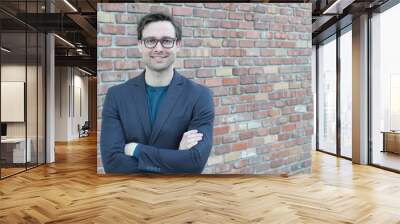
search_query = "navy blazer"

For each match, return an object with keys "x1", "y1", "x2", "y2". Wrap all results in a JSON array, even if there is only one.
[{"x1": 100, "y1": 70, "x2": 215, "y2": 174}]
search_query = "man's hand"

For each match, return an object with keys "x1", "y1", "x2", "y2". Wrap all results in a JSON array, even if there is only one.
[
  {"x1": 179, "y1": 130, "x2": 203, "y2": 150},
  {"x1": 124, "y1": 142, "x2": 138, "y2": 156}
]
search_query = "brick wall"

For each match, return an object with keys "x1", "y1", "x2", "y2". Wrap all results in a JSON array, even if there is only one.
[{"x1": 97, "y1": 3, "x2": 313, "y2": 175}]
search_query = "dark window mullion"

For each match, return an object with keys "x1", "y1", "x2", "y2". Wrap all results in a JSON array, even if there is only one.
[
  {"x1": 316, "y1": 45, "x2": 319, "y2": 151},
  {"x1": 336, "y1": 29, "x2": 341, "y2": 157}
]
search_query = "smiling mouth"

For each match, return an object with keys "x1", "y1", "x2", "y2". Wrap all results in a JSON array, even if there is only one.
[{"x1": 151, "y1": 55, "x2": 168, "y2": 59}]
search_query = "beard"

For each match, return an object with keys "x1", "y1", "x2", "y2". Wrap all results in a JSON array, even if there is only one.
[{"x1": 144, "y1": 54, "x2": 175, "y2": 72}]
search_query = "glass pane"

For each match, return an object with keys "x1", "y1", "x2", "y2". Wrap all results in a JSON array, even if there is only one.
[
  {"x1": 312, "y1": 46, "x2": 317, "y2": 151},
  {"x1": 38, "y1": 32, "x2": 45, "y2": 165},
  {"x1": 318, "y1": 37, "x2": 337, "y2": 154},
  {"x1": 371, "y1": 4, "x2": 400, "y2": 171},
  {"x1": 340, "y1": 29, "x2": 352, "y2": 158},
  {"x1": 1, "y1": 30, "x2": 27, "y2": 177},
  {"x1": 27, "y1": 31, "x2": 38, "y2": 169}
]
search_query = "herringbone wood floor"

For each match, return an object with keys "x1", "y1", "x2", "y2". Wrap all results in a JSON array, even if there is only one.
[{"x1": 1, "y1": 135, "x2": 400, "y2": 224}]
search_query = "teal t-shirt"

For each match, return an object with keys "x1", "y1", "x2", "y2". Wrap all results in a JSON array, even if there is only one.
[{"x1": 145, "y1": 83, "x2": 169, "y2": 128}]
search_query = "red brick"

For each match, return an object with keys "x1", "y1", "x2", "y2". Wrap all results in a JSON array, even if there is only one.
[
  {"x1": 222, "y1": 40, "x2": 238, "y2": 47},
  {"x1": 114, "y1": 60, "x2": 139, "y2": 70},
  {"x1": 194, "y1": 29, "x2": 210, "y2": 37},
  {"x1": 254, "y1": 22, "x2": 269, "y2": 30},
  {"x1": 282, "y1": 123, "x2": 296, "y2": 132},
  {"x1": 196, "y1": 69, "x2": 215, "y2": 78},
  {"x1": 184, "y1": 59, "x2": 202, "y2": 68},
  {"x1": 204, "y1": 3, "x2": 223, "y2": 9},
  {"x1": 101, "y1": 24, "x2": 125, "y2": 35},
  {"x1": 183, "y1": 39, "x2": 202, "y2": 47},
  {"x1": 229, "y1": 12, "x2": 244, "y2": 20},
  {"x1": 245, "y1": 14, "x2": 254, "y2": 21},
  {"x1": 261, "y1": 49, "x2": 275, "y2": 57},
  {"x1": 222, "y1": 77, "x2": 240, "y2": 86},
  {"x1": 253, "y1": 111, "x2": 268, "y2": 119},
  {"x1": 101, "y1": 48, "x2": 125, "y2": 58},
  {"x1": 239, "y1": 40, "x2": 254, "y2": 48},
  {"x1": 211, "y1": 49, "x2": 225, "y2": 57},
  {"x1": 278, "y1": 133, "x2": 290, "y2": 141},
  {"x1": 302, "y1": 113, "x2": 313, "y2": 120},
  {"x1": 183, "y1": 18, "x2": 203, "y2": 27},
  {"x1": 232, "y1": 68, "x2": 248, "y2": 76},
  {"x1": 240, "y1": 75, "x2": 256, "y2": 85},
  {"x1": 214, "y1": 145, "x2": 231, "y2": 155},
  {"x1": 214, "y1": 125, "x2": 230, "y2": 136},
  {"x1": 205, "y1": 78, "x2": 222, "y2": 87},
  {"x1": 228, "y1": 49, "x2": 244, "y2": 57},
  {"x1": 97, "y1": 60, "x2": 113, "y2": 71},
  {"x1": 203, "y1": 59, "x2": 220, "y2": 67},
  {"x1": 269, "y1": 23, "x2": 283, "y2": 31},
  {"x1": 223, "y1": 134, "x2": 236, "y2": 144},
  {"x1": 275, "y1": 32, "x2": 288, "y2": 39},
  {"x1": 221, "y1": 96, "x2": 240, "y2": 105},
  {"x1": 115, "y1": 14, "x2": 137, "y2": 24},
  {"x1": 233, "y1": 160, "x2": 249, "y2": 169},
  {"x1": 248, "y1": 67, "x2": 264, "y2": 75},
  {"x1": 172, "y1": 7, "x2": 193, "y2": 16},
  {"x1": 239, "y1": 95, "x2": 255, "y2": 103},
  {"x1": 221, "y1": 21, "x2": 239, "y2": 29},
  {"x1": 230, "y1": 31, "x2": 245, "y2": 38},
  {"x1": 210, "y1": 11, "x2": 227, "y2": 19},
  {"x1": 193, "y1": 9, "x2": 209, "y2": 18},
  {"x1": 222, "y1": 59, "x2": 236, "y2": 66},
  {"x1": 182, "y1": 27, "x2": 193, "y2": 37},
  {"x1": 232, "y1": 142, "x2": 248, "y2": 151},
  {"x1": 238, "y1": 21, "x2": 253, "y2": 29},
  {"x1": 245, "y1": 31, "x2": 260, "y2": 39},
  {"x1": 205, "y1": 19, "x2": 221, "y2": 28},
  {"x1": 102, "y1": 4, "x2": 125, "y2": 12},
  {"x1": 213, "y1": 136, "x2": 223, "y2": 145},
  {"x1": 256, "y1": 128, "x2": 269, "y2": 136},
  {"x1": 100, "y1": 71, "x2": 126, "y2": 82},
  {"x1": 127, "y1": 4, "x2": 150, "y2": 13},
  {"x1": 239, "y1": 131, "x2": 254, "y2": 140},
  {"x1": 238, "y1": 4, "x2": 252, "y2": 11},
  {"x1": 211, "y1": 30, "x2": 230, "y2": 38},
  {"x1": 215, "y1": 106, "x2": 230, "y2": 115},
  {"x1": 232, "y1": 105, "x2": 246, "y2": 113},
  {"x1": 150, "y1": 6, "x2": 170, "y2": 14},
  {"x1": 98, "y1": 36, "x2": 112, "y2": 46},
  {"x1": 115, "y1": 37, "x2": 137, "y2": 46},
  {"x1": 250, "y1": 138, "x2": 264, "y2": 147}
]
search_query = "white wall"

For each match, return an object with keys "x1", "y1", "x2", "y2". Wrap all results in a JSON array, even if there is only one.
[{"x1": 54, "y1": 67, "x2": 89, "y2": 141}]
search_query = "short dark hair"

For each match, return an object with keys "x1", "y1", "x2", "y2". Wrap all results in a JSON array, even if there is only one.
[{"x1": 137, "y1": 13, "x2": 182, "y2": 41}]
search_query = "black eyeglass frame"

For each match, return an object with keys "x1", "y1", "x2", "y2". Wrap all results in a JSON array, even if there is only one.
[{"x1": 141, "y1": 37, "x2": 178, "y2": 49}]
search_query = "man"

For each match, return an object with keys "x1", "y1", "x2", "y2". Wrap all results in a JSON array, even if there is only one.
[{"x1": 100, "y1": 13, "x2": 215, "y2": 174}]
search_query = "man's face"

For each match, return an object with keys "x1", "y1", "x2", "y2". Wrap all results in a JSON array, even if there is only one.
[{"x1": 138, "y1": 21, "x2": 181, "y2": 72}]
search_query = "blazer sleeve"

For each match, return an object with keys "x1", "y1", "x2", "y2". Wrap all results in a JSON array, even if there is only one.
[
  {"x1": 136, "y1": 88, "x2": 215, "y2": 174},
  {"x1": 100, "y1": 88, "x2": 140, "y2": 173}
]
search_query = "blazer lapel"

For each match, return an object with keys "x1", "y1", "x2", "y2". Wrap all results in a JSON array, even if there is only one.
[
  {"x1": 131, "y1": 71, "x2": 152, "y2": 141},
  {"x1": 149, "y1": 70, "x2": 185, "y2": 144}
]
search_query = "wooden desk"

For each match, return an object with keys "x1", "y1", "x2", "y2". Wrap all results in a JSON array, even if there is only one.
[
  {"x1": 381, "y1": 131, "x2": 400, "y2": 154},
  {"x1": 1, "y1": 138, "x2": 31, "y2": 163}
]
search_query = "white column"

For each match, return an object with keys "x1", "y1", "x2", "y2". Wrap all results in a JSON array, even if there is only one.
[
  {"x1": 46, "y1": 32, "x2": 55, "y2": 163},
  {"x1": 352, "y1": 14, "x2": 369, "y2": 164}
]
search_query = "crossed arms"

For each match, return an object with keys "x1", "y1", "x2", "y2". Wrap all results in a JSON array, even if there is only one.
[{"x1": 100, "y1": 88, "x2": 215, "y2": 174}]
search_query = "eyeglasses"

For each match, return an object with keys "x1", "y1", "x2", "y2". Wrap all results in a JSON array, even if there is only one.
[{"x1": 141, "y1": 38, "x2": 177, "y2": 49}]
